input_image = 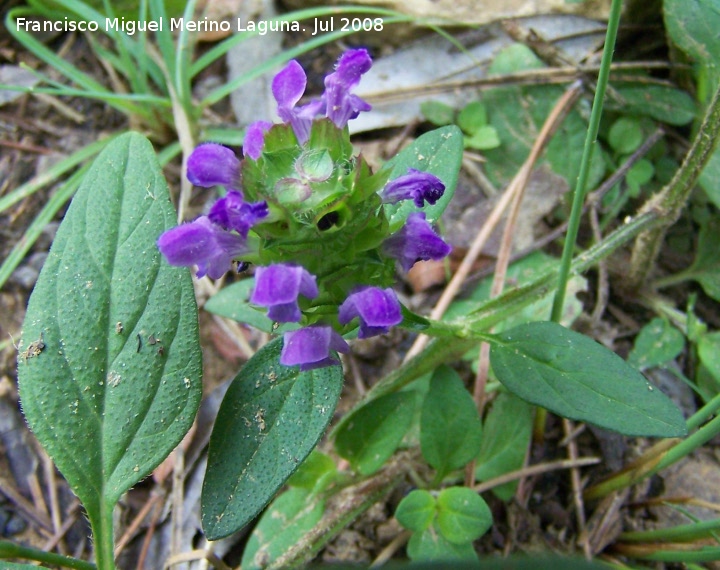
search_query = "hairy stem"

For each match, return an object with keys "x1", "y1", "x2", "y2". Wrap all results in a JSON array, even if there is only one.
[{"x1": 627, "y1": 79, "x2": 720, "y2": 289}]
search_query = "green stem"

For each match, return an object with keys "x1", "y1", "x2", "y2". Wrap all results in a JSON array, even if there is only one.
[
  {"x1": 628, "y1": 76, "x2": 720, "y2": 289},
  {"x1": 620, "y1": 518, "x2": 720, "y2": 543},
  {"x1": 0, "y1": 540, "x2": 96, "y2": 570},
  {"x1": 550, "y1": 0, "x2": 623, "y2": 322},
  {"x1": 90, "y1": 502, "x2": 116, "y2": 570}
]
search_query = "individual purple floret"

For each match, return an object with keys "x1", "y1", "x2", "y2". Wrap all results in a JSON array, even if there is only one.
[
  {"x1": 250, "y1": 264, "x2": 319, "y2": 322},
  {"x1": 244, "y1": 121, "x2": 272, "y2": 160},
  {"x1": 323, "y1": 48, "x2": 372, "y2": 128},
  {"x1": 186, "y1": 143, "x2": 241, "y2": 190},
  {"x1": 384, "y1": 212, "x2": 452, "y2": 272},
  {"x1": 208, "y1": 190, "x2": 268, "y2": 238},
  {"x1": 338, "y1": 286, "x2": 402, "y2": 339},
  {"x1": 157, "y1": 216, "x2": 249, "y2": 279},
  {"x1": 272, "y1": 60, "x2": 319, "y2": 144},
  {"x1": 381, "y1": 168, "x2": 445, "y2": 208},
  {"x1": 280, "y1": 325, "x2": 350, "y2": 370}
]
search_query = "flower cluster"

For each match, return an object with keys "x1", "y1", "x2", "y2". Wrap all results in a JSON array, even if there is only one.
[{"x1": 158, "y1": 49, "x2": 451, "y2": 370}]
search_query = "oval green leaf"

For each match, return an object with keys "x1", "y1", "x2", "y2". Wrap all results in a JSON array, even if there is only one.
[
  {"x1": 436, "y1": 486, "x2": 493, "y2": 544},
  {"x1": 395, "y1": 489, "x2": 436, "y2": 533},
  {"x1": 17, "y1": 133, "x2": 202, "y2": 524},
  {"x1": 202, "y1": 337, "x2": 343, "y2": 539},
  {"x1": 335, "y1": 391, "x2": 417, "y2": 476},
  {"x1": 420, "y1": 366, "x2": 483, "y2": 478},
  {"x1": 490, "y1": 322, "x2": 688, "y2": 437}
]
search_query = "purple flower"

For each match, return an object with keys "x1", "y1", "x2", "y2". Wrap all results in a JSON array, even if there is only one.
[
  {"x1": 250, "y1": 264, "x2": 318, "y2": 322},
  {"x1": 208, "y1": 190, "x2": 268, "y2": 238},
  {"x1": 272, "y1": 60, "x2": 318, "y2": 144},
  {"x1": 323, "y1": 48, "x2": 372, "y2": 128},
  {"x1": 384, "y1": 212, "x2": 451, "y2": 272},
  {"x1": 381, "y1": 168, "x2": 445, "y2": 208},
  {"x1": 157, "y1": 216, "x2": 249, "y2": 279},
  {"x1": 338, "y1": 287, "x2": 402, "y2": 339},
  {"x1": 187, "y1": 143, "x2": 241, "y2": 190},
  {"x1": 281, "y1": 325, "x2": 349, "y2": 370},
  {"x1": 244, "y1": 121, "x2": 272, "y2": 160}
]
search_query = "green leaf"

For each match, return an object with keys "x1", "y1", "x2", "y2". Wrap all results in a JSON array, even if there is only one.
[
  {"x1": 686, "y1": 218, "x2": 720, "y2": 301},
  {"x1": 17, "y1": 132, "x2": 201, "y2": 529},
  {"x1": 698, "y1": 332, "x2": 720, "y2": 384},
  {"x1": 204, "y1": 279, "x2": 298, "y2": 334},
  {"x1": 421, "y1": 100, "x2": 455, "y2": 126},
  {"x1": 436, "y1": 486, "x2": 493, "y2": 544},
  {"x1": 490, "y1": 322, "x2": 688, "y2": 437},
  {"x1": 464, "y1": 125, "x2": 501, "y2": 150},
  {"x1": 240, "y1": 487, "x2": 325, "y2": 570},
  {"x1": 481, "y1": 43, "x2": 605, "y2": 189},
  {"x1": 382, "y1": 125, "x2": 464, "y2": 230},
  {"x1": 628, "y1": 318, "x2": 685, "y2": 371},
  {"x1": 335, "y1": 391, "x2": 417, "y2": 476},
  {"x1": 625, "y1": 159, "x2": 655, "y2": 195},
  {"x1": 608, "y1": 117, "x2": 643, "y2": 154},
  {"x1": 287, "y1": 451, "x2": 337, "y2": 493},
  {"x1": 407, "y1": 526, "x2": 478, "y2": 562},
  {"x1": 475, "y1": 392, "x2": 534, "y2": 500},
  {"x1": 202, "y1": 338, "x2": 343, "y2": 539},
  {"x1": 609, "y1": 85, "x2": 696, "y2": 126},
  {"x1": 395, "y1": 489, "x2": 436, "y2": 533},
  {"x1": 420, "y1": 366, "x2": 483, "y2": 478},
  {"x1": 457, "y1": 101, "x2": 489, "y2": 134},
  {"x1": 699, "y1": 149, "x2": 720, "y2": 208},
  {"x1": 664, "y1": 0, "x2": 720, "y2": 98}
]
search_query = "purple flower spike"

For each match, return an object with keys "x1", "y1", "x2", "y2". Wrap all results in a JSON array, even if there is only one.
[
  {"x1": 251, "y1": 264, "x2": 319, "y2": 322},
  {"x1": 382, "y1": 168, "x2": 445, "y2": 208},
  {"x1": 244, "y1": 121, "x2": 272, "y2": 160},
  {"x1": 157, "y1": 216, "x2": 249, "y2": 279},
  {"x1": 384, "y1": 212, "x2": 451, "y2": 272},
  {"x1": 338, "y1": 286, "x2": 402, "y2": 339},
  {"x1": 208, "y1": 190, "x2": 268, "y2": 238},
  {"x1": 187, "y1": 143, "x2": 241, "y2": 190},
  {"x1": 281, "y1": 325, "x2": 349, "y2": 370},
  {"x1": 323, "y1": 48, "x2": 372, "y2": 127}
]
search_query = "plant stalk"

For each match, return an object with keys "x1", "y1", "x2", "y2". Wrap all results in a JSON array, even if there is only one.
[
  {"x1": 627, "y1": 77, "x2": 720, "y2": 289},
  {"x1": 550, "y1": 0, "x2": 623, "y2": 322}
]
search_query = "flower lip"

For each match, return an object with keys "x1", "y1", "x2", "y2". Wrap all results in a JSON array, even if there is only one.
[
  {"x1": 323, "y1": 48, "x2": 373, "y2": 128},
  {"x1": 280, "y1": 325, "x2": 349, "y2": 371},
  {"x1": 383, "y1": 212, "x2": 451, "y2": 273},
  {"x1": 157, "y1": 216, "x2": 249, "y2": 279},
  {"x1": 186, "y1": 143, "x2": 241, "y2": 190},
  {"x1": 381, "y1": 168, "x2": 445, "y2": 208},
  {"x1": 338, "y1": 286, "x2": 402, "y2": 339},
  {"x1": 250, "y1": 264, "x2": 319, "y2": 323},
  {"x1": 208, "y1": 191, "x2": 268, "y2": 238}
]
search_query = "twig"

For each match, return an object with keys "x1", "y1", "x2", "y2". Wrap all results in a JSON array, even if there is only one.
[
  {"x1": 474, "y1": 456, "x2": 600, "y2": 493},
  {"x1": 465, "y1": 82, "x2": 583, "y2": 487},
  {"x1": 370, "y1": 530, "x2": 412, "y2": 567},
  {"x1": 563, "y1": 419, "x2": 590, "y2": 559}
]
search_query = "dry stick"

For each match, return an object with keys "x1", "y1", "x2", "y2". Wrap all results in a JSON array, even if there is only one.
[
  {"x1": 170, "y1": 446, "x2": 185, "y2": 570},
  {"x1": 370, "y1": 530, "x2": 412, "y2": 567},
  {"x1": 115, "y1": 491, "x2": 166, "y2": 556},
  {"x1": 563, "y1": 418, "x2": 591, "y2": 559},
  {"x1": 463, "y1": 83, "x2": 582, "y2": 488},
  {"x1": 473, "y1": 456, "x2": 600, "y2": 494},
  {"x1": 43, "y1": 453, "x2": 65, "y2": 554}
]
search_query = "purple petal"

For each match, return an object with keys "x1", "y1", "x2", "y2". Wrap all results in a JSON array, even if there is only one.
[
  {"x1": 186, "y1": 143, "x2": 241, "y2": 190},
  {"x1": 157, "y1": 216, "x2": 249, "y2": 279},
  {"x1": 323, "y1": 49, "x2": 372, "y2": 127},
  {"x1": 250, "y1": 264, "x2": 318, "y2": 323},
  {"x1": 243, "y1": 121, "x2": 272, "y2": 160},
  {"x1": 272, "y1": 60, "x2": 307, "y2": 110},
  {"x1": 281, "y1": 325, "x2": 349, "y2": 370},
  {"x1": 208, "y1": 191, "x2": 268, "y2": 237},
  {"x1": 338, "y1": 287, "x2": 402, "y2": 339},
  {"x1": 381, "y1": 168, "x2": 445, "y2": 208},
  {"x1": 383, "y1": 212, "x2": 451, "y2": 272}
]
